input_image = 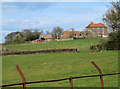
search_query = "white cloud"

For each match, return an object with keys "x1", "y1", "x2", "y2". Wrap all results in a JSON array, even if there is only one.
[
  {"x1": 10, "y1": 19, "x2": 15, "y2": 22},
  {"x1": 19, "y1": 20, "x2": 60, "y2": 29},
  {"x1": 2, "y1": 4, "x2": 18, "y2": 9},
  {"x1": 24, "y1": 19, "x2": 29, "y2": 22},
  {"x1": 2, "y1": 19, "x2": 15, "y2": 25}
]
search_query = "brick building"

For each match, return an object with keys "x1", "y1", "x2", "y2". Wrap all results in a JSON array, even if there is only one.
[
  {"x1": 40, "y1": 35, "x2": 53, "y2": 41},
  {"x1": 61, "y1": 29, "x2": 80, "y2": 39},
  {"x1": 85, "y1": 22, "x2": 108, "y2": 37}
]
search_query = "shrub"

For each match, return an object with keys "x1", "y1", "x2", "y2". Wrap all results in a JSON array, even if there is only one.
[{"x1": 89, "y1": 32, "x2": 119, "y2": 52}]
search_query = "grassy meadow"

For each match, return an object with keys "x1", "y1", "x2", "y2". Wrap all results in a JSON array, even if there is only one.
[
  {"x1": 2, "y1": 39, "x2": 119, "y2": 87},
  {"x1": 3, "y1": 39, "x2": 98, "y2": 53}
]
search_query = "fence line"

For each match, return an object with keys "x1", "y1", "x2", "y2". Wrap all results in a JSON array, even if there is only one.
[{"x1": 0, "y1": 61, "x2": 120, "y2": 89}]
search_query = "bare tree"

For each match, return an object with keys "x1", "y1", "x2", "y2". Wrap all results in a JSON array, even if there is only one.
[
  {"x1": 51, "y1": 26, "x2": 64, "y2": 39},
  {"x1": 45, "y1": 30, "x2": 50, "y2": 35},
  {"x1": 103, "y1": 1, "x2": 120, "y2": 32}
]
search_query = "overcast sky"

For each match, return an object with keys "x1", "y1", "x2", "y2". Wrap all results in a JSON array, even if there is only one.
[{"x1": 1, "y1": 1, "x2": 111, "y2": 43}]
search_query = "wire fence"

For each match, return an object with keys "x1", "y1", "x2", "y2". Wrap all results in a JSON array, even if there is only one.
[{"x1": 0, "y1": 61, "x2": 120, "y2": 89}]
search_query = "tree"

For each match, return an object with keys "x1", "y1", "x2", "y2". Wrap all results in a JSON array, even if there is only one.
[
  {"x1": 102, "y1": 1, "x2": 119, "y2": 50},
  {"x1": 5, "y1": 31, "x2": 23, "y2": 44},
  {"x1": 22, "y1": 29, "x2": 33, "y2": 41},
  {"x1": 4, "y1": 29, "x2": 44, "y2": 44},
  {"x1": 51, "y1": 26, "x2": 64, "y2": 39},
  {"x1": 45, "y1": 30, "x2": 50, "y2": 35},
  {"x1": 22, "y1": 29, "x2": 43, "y2": 41},
  {"x1": 84, "y1": 28, "x2": 92, "y2": 38},
  {"x1": 33, "y1": 29, "x2": 43, "y2": 39},
  {"x1": 103, "y1": 1, "x2": 120, "y2": 32},
  {"x1": 66, "y1": 28, "x2": 76, "y2": 38},
  {"x1": 90, "y1": 1, "x2": 120, "y2": 52}
]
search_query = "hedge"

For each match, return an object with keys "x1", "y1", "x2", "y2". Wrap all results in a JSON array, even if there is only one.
[{"x1": 2, "y1": 48, "x2": 80, "y2": 56}]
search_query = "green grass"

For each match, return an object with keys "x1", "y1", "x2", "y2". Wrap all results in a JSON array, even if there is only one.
[
  {"x1": 3, "y1": 39, "x2": 98, "y2": 53},
  {"x1": 2, "y1": 39, "x2": 119, "y2": 87}
]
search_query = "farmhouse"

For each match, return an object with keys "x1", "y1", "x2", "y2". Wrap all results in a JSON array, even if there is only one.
[
  {"x1": 85, "y1": 22, "x2": 108, "y2": 37},
  {"x1": 61, "y1": 29, "x2": 80, "y2": 39},
  {"x1": 40, "y1": 35, "x2": 53, "y2": 42}
]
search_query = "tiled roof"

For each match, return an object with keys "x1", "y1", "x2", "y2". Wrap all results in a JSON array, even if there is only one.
[
  {"x1": 83, "y1": 31, "x2": 86, "y2": 34},
  {"x1": 61, "y1": 34, "x2": 68, "y2": 38},
  {"x1": 64, "y1": 31, "x2": 79, "y2": 35},
  {"x1": 41, "y1": 35, "x2": 52, "y2": 38},
  {"x1": 86, "y1": 22, "x2": 106, "y2": 28},
  {"x1": 61, "y1": 31, "x2": 80, "y2": 38}
]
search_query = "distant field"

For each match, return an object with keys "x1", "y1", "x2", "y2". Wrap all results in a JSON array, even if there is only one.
[
  {"x1": 3, "y1": 39, "x2": 99, "y2": 53},
  {"x1": 2, "y1": 39, "x2": 119, "y2": 87}
]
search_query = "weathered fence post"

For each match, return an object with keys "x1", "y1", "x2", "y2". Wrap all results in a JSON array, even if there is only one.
[
  {"x1": 16, "y1": 65, "x2": 26, "y2": 89},
  {"x1": 69, "y1": 76, "x2": 73, "y2": 89},
  {"x1": 92, "y1": 61, "x2": 104, "y2": 89}
]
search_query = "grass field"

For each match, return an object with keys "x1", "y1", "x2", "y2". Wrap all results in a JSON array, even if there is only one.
[
  {"x1": 3, "y1": 39, "x2": 98, "y2": 53},
  {"x1": 2, "y1": 39, "x2": 119, "y2": 87}
]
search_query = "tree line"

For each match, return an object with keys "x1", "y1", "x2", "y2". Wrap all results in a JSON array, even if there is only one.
[{"x1": 4, "y1": 27, "x2": 64, "y2": 44}]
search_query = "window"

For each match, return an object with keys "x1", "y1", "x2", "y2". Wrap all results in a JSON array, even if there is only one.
[
  {"x1": 102, "y1": 27, "x2": 105, "y2": 29},
  {"x1": 93, "y1": 30, "x2": 95, "y2": 34},
  {"x1": 98, "y1": 30, "x2": 99, "y2": 33},
  {"x1": 102, "y1": 30, "x2": 104, "y2": 33}
]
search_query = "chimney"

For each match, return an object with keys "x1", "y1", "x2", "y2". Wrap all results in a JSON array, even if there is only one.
[
  {"x1": 72, "y1": 28, "x2": 74, "y2": 31},
  {"x1": 91, "y1": 22, "x2": 93, "y2": 24}
]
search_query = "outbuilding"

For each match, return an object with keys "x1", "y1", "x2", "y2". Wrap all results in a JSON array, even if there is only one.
[{"x1": 40, "y1": 35, "x2": 53, "y2": 42}]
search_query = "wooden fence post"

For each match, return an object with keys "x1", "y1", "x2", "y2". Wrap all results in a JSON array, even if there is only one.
[
  {"x1": 16, "y1": 65, "x2": 26, "y2": 89},
  {"x1": 69, "y1": 76, "x2": 73, "y2": 89},
  {"x1": 92, "y1": 61, "x2": 104, "y2": 89}
]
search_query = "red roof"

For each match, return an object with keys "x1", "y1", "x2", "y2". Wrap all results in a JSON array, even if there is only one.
[
  {"x1": 61, "y1": 31, "x2": 80, "y2": 38},
  {"x1": 61, "y1": 34, "x2": 68, "y2": 38},
  {"x1": 86, "y1": 22, "x2": 106, "y2": 28},
  {"x1": 81, "y1": 31, "x2": 86, "y2": 34},
  {"x1": 64, "y1": 31, "x2": 79, "y2": 35},
  {"x1": 41, "y1": 35, "x2": 52, "y2": 38}
]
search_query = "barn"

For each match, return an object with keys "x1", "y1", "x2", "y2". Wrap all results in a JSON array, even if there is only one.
[{"x1": 40, "y1": 35, "x2": 53, "y2": 42}]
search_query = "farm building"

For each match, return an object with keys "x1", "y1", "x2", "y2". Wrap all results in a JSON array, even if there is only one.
[
  {"x1": 30, "y1": 39, "x2": 41, "y2": 43},
  {"x1": 61, "y1": 29, "x2": 80, "y2": 39},
  {"x1": 79, "y1": 31, "x2": 87, "y2": 38},
  {"x1": 40, "y1": 35, "x2": 53, "y2": 42},
  {"x1": 85, "y1": 22, "x2": 108, "y2": 37}
]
